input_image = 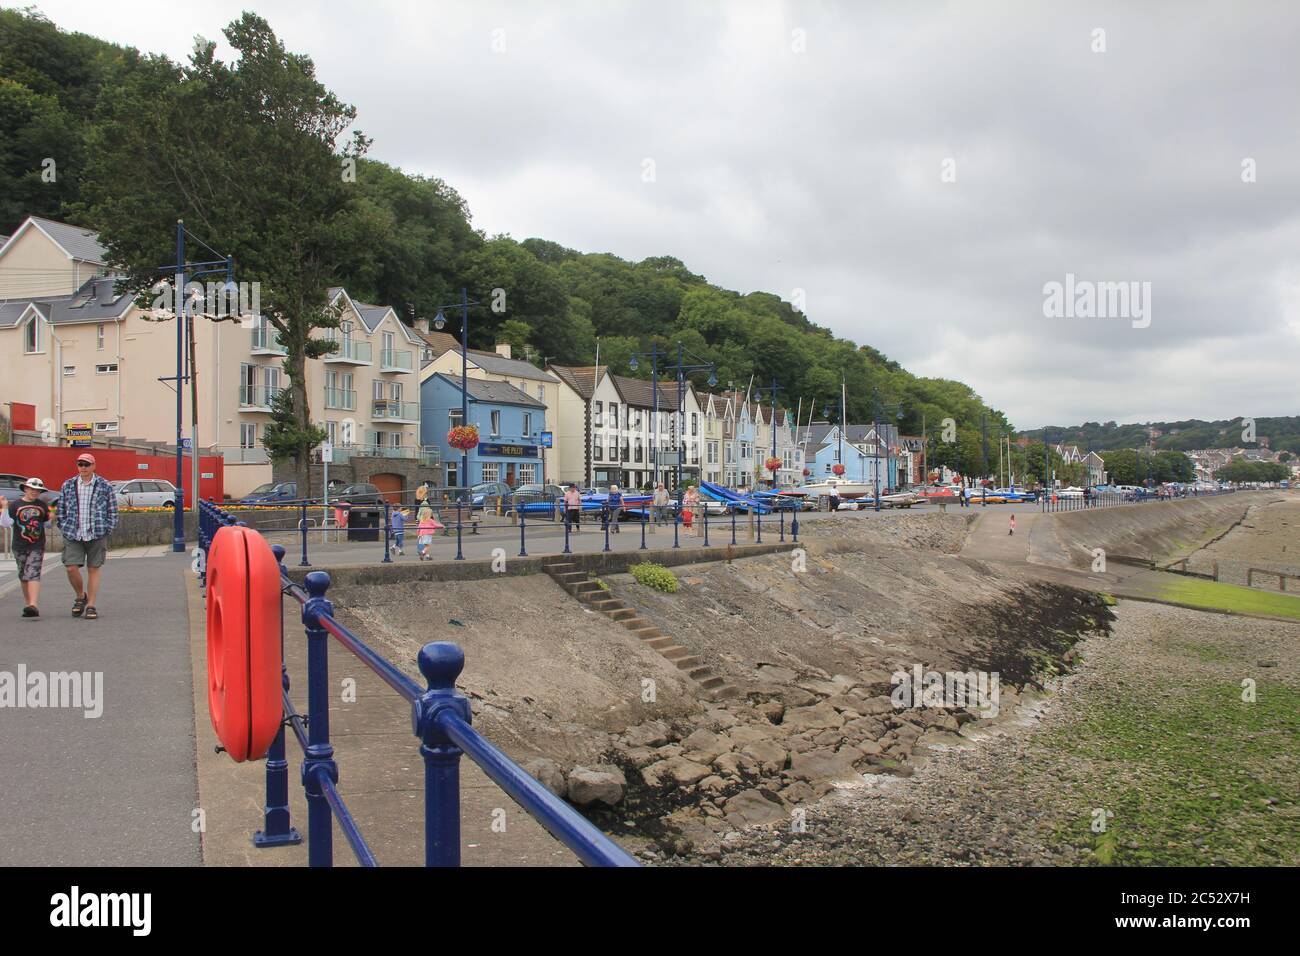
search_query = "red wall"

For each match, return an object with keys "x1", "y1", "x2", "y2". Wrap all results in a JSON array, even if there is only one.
[{"x1": 0, "y1": 445, "x2": 223, "y2": 502}]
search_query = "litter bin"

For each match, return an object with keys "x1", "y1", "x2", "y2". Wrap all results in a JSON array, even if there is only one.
[{"x1": 347, "y1": 506, "x2": 382, "y2": 542}]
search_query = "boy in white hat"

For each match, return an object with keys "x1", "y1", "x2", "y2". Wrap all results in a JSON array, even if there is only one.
[{"x1": 0, "y1": 477, "x2": 53, "y2": 618}]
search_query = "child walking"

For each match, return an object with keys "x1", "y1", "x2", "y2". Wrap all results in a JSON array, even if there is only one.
[
  {"x1": 1009, "y1": 513, "x2": 1016, "y2": 536},
  {"x1": 391, "y1": 507, "x2": 407, "y2": 555},
  {"x1": 0, "y1": 477, "x2": 53, "y2": 618},
  {"x1": 416, "y1": 506, "x2": 443, "y2": 560}
]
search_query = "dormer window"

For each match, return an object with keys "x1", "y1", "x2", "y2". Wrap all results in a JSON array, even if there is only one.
[{"x1": 23, "y1": 316, "x2": 41, "y2": 353}]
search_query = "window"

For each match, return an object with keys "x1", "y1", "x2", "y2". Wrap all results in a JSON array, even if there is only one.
[
  {"x1": 448, "y1": 409, "x2": 463, "y2": 427},
  {"x1": 634, "y1": 408, "x2": 643, "y2": 428},
  {"x1": 390, "y1": 431, "x2": 403, "y2": 449},
  {"x1": 490, "y1": 410, "x2": 501, "y2": 436},
  {"x1": 391, "y1": 382, "x2": 402, "y2": 403},
  {"x1": 608, "y1": 439, "x2": 617, "y2": 460},
  {"x1": 691, "y1": 413, "x2": 698, "y2": 436},
  {"x1": 240, "y1": 423, "x2": 257, "y2": 448},
  {"x1": 610, "y1": 403, "x2": 619, "y2": 429},
  {"x1": 326, "y1": 421, "x2": 338, "y2": 445},
  {"x1": 523, "y1": 412, "x2": 532, "y2": 435},
  {"x1": 593, "y1": 442, "x2": 602, "y2": 461},
  {"x1": 481, "y1": 462, "x2": 500, "y2": 482},
  {"x1": 95, "y1": 421, "x2": 118, "y2": 434},
  {"x1": 96, "y1": 363, "x2": 118, "y2": 374},
  {"x1": 621, "y1": 441, "x2": 630, "y2": 462},
  {"x1": 63, "y1": 366, "x2": 76, "y2": 376},
  {"x1": 24, "y1": 318, "x2": 40, "y2": 353},
  {"x1": 707, "y1": 441, "x2": 719, "y2": 464},
  {"x1": 593, "y1": 401, "x2": 603, "y2": 427},
  {"x1": 97, "y1": 324, "x2": 105, "y2": 351},
  {"x1": 518, "y1": 463, "x2": 537, "y2": 484},
  {"x1": 635, "y1": 438, "x2": 644, "y2": 463},
  {"x1": 537, "y1": 385, "x2": 544, "y2": 400},
  {"x1": 726, "y1": 443, "x2": 735, "y2": 464},
  {"x1": 373, "y1": 379, "x2": 385, "y2": 400}
]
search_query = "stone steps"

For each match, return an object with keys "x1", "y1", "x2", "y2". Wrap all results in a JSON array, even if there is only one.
[{"x1": 542, "y1": 559, "x2": 735, "y2": 699}]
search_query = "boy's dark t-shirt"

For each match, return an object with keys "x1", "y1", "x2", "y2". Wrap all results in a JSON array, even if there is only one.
[{"x1": 9, "y1": 499, "x2": 50, "y2": 550}]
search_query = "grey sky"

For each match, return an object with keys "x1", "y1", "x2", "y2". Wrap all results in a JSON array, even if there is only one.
[{"x1": 30, "y1": 0, "x2": 1300, "y2": 429}]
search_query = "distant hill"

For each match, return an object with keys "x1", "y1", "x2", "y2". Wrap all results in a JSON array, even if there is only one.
[{"x1": 1021, "y1": 417, "x2": 1300, "y2": 455}]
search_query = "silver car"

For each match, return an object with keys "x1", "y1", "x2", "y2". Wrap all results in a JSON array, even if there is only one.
[{"x1": 112, "y1": 478, "x2": 178, "y2": 508}]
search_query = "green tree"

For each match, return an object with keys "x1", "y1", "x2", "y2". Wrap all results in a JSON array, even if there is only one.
[{"x1": 80, "y1": 13, "x2": 369, "y2": 494}]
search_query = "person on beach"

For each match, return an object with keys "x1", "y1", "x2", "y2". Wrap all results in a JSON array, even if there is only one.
[
  {"x1": 391, "y1": 507, "x2": 407, "y2": 555},
  {"x1": 683, "y1": 485, "x2": 701, "y2": 536},
  {"x1": 564, "y1": 484, "x2": 583, "y2": 531},
  {"x1": 58, "y1": 453, "x2": 117, "y2": 621},
  {"x1": 1, "y1": 477, "x2": 53, "y2": 618},
  {"x1": 1009, "y1": 513, "x2": 1016, "y2": 536}
]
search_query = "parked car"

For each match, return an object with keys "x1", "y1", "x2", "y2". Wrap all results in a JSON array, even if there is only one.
[
  {"x1": 0, "y1": 472, "x2": 60, "y2": 509},
  {"x1": 240, "y1": 481, "x2": 298, "y2": 505},
  {"x1": 332, "y1": 482, "x2": 384, "y2": 506},
  {"x1": 469, "y1": 481, "x2": 512, "y2": 510},
  {"x1": 111, "y1": 478, "x2": 178, "y2": 508}
]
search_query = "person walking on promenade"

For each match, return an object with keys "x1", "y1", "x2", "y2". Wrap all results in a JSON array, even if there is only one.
[
  {"x1": 652, "y1": 482, "x2": 670, "y2": 527},
  {"x1": 1009, "y1": 513, "x2": 1016, "y2": 536},
  {"x1": 564, "y1": 484, "x2": 583, "y2": 532},
  {"x1": 607, "y1": 484, "x2": 623, "y2": 533},
  {"x1": 57, "y1": 453, "x2": 117, "y2": 620},
  {"x1": 1, "y1": 477, "x2": 53, "y2": 618},
  {"x1": 416, "y1": 505, "x2": 439, "y2": 560},
  {"x1": 683, "y1": 485, "x2": 701, "y2": 537},
  {"x1": 391, "y1": 507, "x2": 407, "y2": 555}
]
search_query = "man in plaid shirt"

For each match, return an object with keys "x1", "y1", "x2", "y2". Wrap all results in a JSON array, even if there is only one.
[{"x1": 58, "y1": 452, "x2": 118, "y2": 620}]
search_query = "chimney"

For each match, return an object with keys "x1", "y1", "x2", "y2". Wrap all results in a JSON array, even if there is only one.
[
  {"x1": 495, "y1": 342, "x2": 512, "y2": 359},
  {"x1": 415, "y1": 316, "x2": 430, "y2": 334}
]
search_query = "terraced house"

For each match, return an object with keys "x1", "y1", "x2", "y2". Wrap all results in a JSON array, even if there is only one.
[{"x1": 0, "y1": 216, "x2": 424, "y2": 497}]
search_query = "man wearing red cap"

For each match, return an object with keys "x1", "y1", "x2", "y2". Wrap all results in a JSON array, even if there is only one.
[{"x1": 57, "y1": 452, "x2": 118, "y2": 620}]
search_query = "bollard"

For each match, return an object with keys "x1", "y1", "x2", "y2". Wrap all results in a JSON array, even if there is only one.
[
  {"x1": 256, "y1": 545, "x2": 303, "y2": 849},
  {"x1": 731, "y1": 504, "x2": 737, "y2": 546},
  {"x1": 519, "y1": 502, "x2": 528, "y2": 558},
  {"x1": 414, "y1": 642, "x2": 472, "y2": 867},
  {"x1": 673, "y1": 503, "x2": 680, "y2": 549},
  {"x1": 702, "y1": 503, "x2": 709, "y2": 547},
  {"x1": 454, "y1": 498, "x2": 464, "y2": 561},
  {"x1": 641, "y1": 508, "x2": 647, "y2": 550},
  {"x1": 603, "y1": 507, "x2": 611, "y2": 553},
  {"x1": 299, "y1": 502, "x2": 311, "y2": 567},
  {"x1": 757, "y1": 506, "x2": 763, "y2": 544},
  {"x1": 791, "y1": 504, "x2": 799, "y2": 542},
  {"x1": 301, "y1": 571, "x2": 338, "y2": 867},
  {"x1": 382, "y1": 502, "x2": 393, "y2": 564},
  {"x1": 563, "y1": 507, "x2": 572, "y2": 555},
  {"x1": 779, "y1": 507, "x2": 785, "y2": 542}
]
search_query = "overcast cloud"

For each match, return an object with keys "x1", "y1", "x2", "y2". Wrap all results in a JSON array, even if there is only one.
[{"x1": 29, "y1": 0, "x2": 1300, "y2": 428}]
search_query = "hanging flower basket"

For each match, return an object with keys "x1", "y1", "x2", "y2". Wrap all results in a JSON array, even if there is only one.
[
  {"x1": 447, "y1": 424, "x2": 480, "y2": 451},
  {"x1": 832, "y1": 463, "x2": 846, "y2": 476},
  {"x1": 765, "y1": 457, "x2": 783, "y2": 474},
  {"x1": 802, "y1": 467, "x2": 811, "y2": 477}
]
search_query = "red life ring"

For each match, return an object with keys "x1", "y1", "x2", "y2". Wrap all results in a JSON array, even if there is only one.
[{"x1": 206, "y1": 525, "x2": 283, "y2": 762}]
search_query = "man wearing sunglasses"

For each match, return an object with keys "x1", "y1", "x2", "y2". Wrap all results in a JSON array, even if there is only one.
[{"x1": 57, "y1": 453, "x2": 119, "y2": 621}]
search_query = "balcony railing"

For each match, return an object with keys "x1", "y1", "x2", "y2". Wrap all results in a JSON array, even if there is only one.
[
  {"x1": 251, "y1": 325, "x2": 286, "y2": 354},
  {"x1": 239, "y1": 384, "x2": 281, "y2": 409},
  {"x1": 371, "y1": 399, "x2": 419, "y2": 422},
  {"x1": 324, "y1": 339, "x2": 373, "y2": 364},
  {"x1": 221, "y1": 446, "x2": 271, "y2": 464},
  {"x1": 379, "y1": 348, "x2": 413, "y2": 372},
  {"x1": 324, "y1": 386, "x2": 357, "y2": 411}
]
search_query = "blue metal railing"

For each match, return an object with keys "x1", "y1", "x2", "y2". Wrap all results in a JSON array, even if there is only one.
[
  {"x1": 200, "y1": 493, "x2": 798, "y2": 569},
  {"x1": 197, "y1": 498, "x2": 638, "y2": 868}
]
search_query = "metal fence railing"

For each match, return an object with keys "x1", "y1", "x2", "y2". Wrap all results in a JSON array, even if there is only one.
[
  {"x1": 196, "y1": 498, "x2": 639, "y2": 867},
  {"x1": 1039, "y1": 486, "x2": 1238, "y2": 513}
]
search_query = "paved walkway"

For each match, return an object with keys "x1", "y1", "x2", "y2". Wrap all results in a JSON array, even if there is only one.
[{"x1": 0, "y1": 552, "x2": 202, "y2": 865}]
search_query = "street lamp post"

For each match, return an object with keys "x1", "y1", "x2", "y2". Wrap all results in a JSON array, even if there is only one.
[
  {"x1": 662, "y1": 343, "x2": 717, "y2": 518},
  {"x1": 628, "y1": 342, "x2": 664, "y2": 491},
  {"x1": 432, "y1": 289, "x2": 481, "y2": 561},
  {"x1": 868, "y1": 386, "x2": 904, "y2": 512},
  {"x1": 160, "y1": 220, "x2": 233, "y2": 553},
  {"x1": 752, "y1": 377, "x2": 784, "y2": 487}
]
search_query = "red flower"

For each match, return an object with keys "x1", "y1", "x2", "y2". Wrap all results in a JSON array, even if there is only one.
[
  {"x1": 447, "y1": 424, "x2": 480, "y2": 450},
  {"x1": 832, "y1": 463, "x2": 846, "y2": 476},
  {"x1": 765, "y1": 457, "x2": 783, "y2": 474}
]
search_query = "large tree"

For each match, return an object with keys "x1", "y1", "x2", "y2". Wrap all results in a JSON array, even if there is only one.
[{"x1": 80, "y1": 13, "x2": 370, "y2": 496}]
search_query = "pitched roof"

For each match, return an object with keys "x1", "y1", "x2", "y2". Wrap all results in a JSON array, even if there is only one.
[
  {"x1": 0, "y1": 216, "x2": 107, "y2": 264},
  {"x1": 549, "y1": 364, "x2": 601, "y2": 399},
  {"x1": 448, "y1": 348, "x2": 557, "y2": 383},
  {"x1": 413, "y1": 328, "x2": 463, "y2": 361},
  {"x1": 432, "y1": 372, "x2": 546, "y2": 408},
  {"x1": 609, "y1": 373, "x2": 685, "y2": 411},
  {"x1": 0, "y1": 275, "x2": 132, "y2": 328}
]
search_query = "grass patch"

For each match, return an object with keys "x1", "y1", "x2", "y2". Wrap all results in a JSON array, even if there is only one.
[
  {"x1": 630, "y1": 562, "x2": 679, "y2": 593},
  {"x1": 1152, "y1": 577, "x2": 1300, "y2": 621},
  {"x1": 1049, "y1": 680, "x2": 1300, "y2": 865}
]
